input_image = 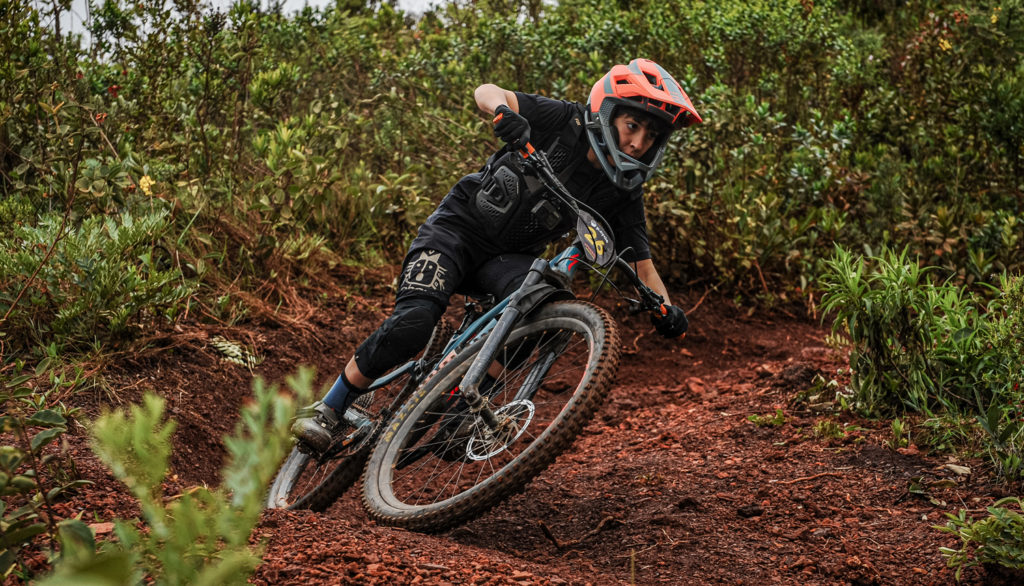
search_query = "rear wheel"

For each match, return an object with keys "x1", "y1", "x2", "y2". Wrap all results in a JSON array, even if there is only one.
[
  {"x1": 361, "y1": 301, "x2": 620, "y2": 531},
  {"x1": 266, "y1": 376, "x2": 407, "y2": 511},
  {"x1": 266, "y1": 319, "x2": 453, "y2": 511}
]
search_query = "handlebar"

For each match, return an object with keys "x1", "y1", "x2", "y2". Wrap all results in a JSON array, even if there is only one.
[
  {"x1": 614, "y1": 256, "x2": 666, "y2": 316},
  {"x1": 517, "y1": 142, "x2": 668, "y2": 319}
]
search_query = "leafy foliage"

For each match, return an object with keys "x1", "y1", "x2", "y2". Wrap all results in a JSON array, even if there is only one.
[
  {"x1": 39, "y1": 369, "x2": 313, "y2": 585},
  {"x1": 0, "y1": 207, "x2": 196, "y2": 353},
  {"x1": 747, "y1": 408, "x2": 787, "y2": 427},
  {"x1": 937, "y1": 497, "x2": 1024, "y2": 581},
  {"x1": 820, "y1": 245, "x2": 1024, "y2": 475},
  {"x1": 819, "y1": 245, "x2": 989, "y2": 415},
  {"x1": 0, "y1": 360, "x2": 90, "y2": 581},
  {"x1": 3, "y1": 0, "x2": 1023, "y2": 322},
  {"x1": 976, "y1": 274, "x2": 1024, "y2": 479}
]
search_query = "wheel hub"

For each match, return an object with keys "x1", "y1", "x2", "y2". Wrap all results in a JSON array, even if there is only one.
[{"x1": 465, "y1": 400, "x2": 535, "y2": 461}]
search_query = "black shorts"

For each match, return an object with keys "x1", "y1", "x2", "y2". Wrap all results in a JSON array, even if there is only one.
[{"x1": 397, "y1": 248, "x2": 537, "y2": 306}]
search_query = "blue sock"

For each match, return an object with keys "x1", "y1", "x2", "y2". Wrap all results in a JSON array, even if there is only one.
[{"x1": 323, "y1": 373, "x2": 359, "y2": 412}]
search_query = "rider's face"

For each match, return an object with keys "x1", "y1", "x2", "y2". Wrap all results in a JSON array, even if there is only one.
[{"x1": 612, "y1": 112, "x2": 661, "y2": 160}]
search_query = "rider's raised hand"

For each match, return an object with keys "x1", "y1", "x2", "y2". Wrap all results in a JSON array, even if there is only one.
[
  {"x1": 651, "y1": 305, "x2": 688, "y2": 338},
  {"x1": 493, "y1": 104, "x2": 531, "y2": 148}
]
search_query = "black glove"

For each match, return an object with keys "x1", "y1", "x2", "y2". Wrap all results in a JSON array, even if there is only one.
[
  {"x1": 493, "y1": 104, "x2": 531, "y2": 148},
  {"x1": 651, "y1": 305, "x2": 688, "y2": 338}
]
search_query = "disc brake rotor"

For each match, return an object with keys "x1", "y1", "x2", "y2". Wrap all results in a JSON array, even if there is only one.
[{"x1": 465, "y1": 400, "x2": 536, "y2": 461}]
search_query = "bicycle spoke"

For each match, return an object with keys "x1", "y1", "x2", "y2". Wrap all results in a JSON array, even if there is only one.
[{"x1": 388, "y1": 321, "x2": 590, "y2": 505}]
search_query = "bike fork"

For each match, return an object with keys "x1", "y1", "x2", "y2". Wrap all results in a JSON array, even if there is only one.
[{"x1": 457, "y1": 258, "x2": 547, "y2": 430}]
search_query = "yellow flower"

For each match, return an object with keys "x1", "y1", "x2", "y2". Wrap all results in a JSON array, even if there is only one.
[
  {"x1": 139, "y1": 175, "x2": 154, "y2": 196},
  {"x1": 992, "y1": 13, "x2": 998, "y2": 24},
  {"x1": 938, "y1": 38, "x2": 952, "y2": 51}
]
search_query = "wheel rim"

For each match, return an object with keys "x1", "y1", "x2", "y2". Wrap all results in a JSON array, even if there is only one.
[
  {"x1": 272, "y1": 425, "x2": 369, "y2": 509},
  {"x1": 379, "y1": 315, "x2": 595, "y2": 511},
  {"x1": 268, "y1": 378, "x2": 405, "y2": 509}
]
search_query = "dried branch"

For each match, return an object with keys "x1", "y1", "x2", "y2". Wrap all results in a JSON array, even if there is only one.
[
  {"x1": 770, "y1": 472, "x2": 843, "y2": 485},
  {"x1": 538, "y1": 515, "x2": 620, "y2": 550}
]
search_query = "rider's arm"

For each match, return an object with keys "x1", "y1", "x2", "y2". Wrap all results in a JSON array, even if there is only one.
[
  {"x1": 635, "y1": 258, "x2": 673, "y2": 307},
  {"x1": 475, "y1": 84, "x2": 521, "y2": 115}
]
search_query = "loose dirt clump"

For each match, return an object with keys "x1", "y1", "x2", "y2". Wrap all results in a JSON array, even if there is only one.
[{"x1": 48, "y1": 269, "x2": 1008, "y2": 584}]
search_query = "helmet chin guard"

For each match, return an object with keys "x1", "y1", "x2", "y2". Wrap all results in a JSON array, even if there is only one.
[{"x1": 586, "y1": 59, "x2": 702, "y2": 190}]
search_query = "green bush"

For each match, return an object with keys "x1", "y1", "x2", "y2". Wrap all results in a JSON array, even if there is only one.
[
  {"x1": 1, "y1": 0, "x2": 1022, "y2": 350},
  {"x1": 977, "y1": 273, "x2": 1024, "y2": 479},
  {"x1": 819, "y1": 245, "x2": 987, "y2": 414},
  {"x1": 40, "y1": 369, "x2": 312, "y2": 585},
  {"x1": 0, "y1": 206, "x2": 196, "y2": 353},
  {"x1": 820, "y1": 245, "x2": 1024, "y2": 476},
  {"x1": 6, "y1": 0, "x2": 1024, "y2": 311},
  {"x1": 0, "y1": 361, "x2": 90, "y2": 581},
  {"x1": 938, "y1": 497, "x2": 1024, "y2": 581}
]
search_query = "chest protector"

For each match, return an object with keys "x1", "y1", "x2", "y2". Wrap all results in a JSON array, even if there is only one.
[{"x1": 473, "y1": 105, "x2": 588, "y2": 252}]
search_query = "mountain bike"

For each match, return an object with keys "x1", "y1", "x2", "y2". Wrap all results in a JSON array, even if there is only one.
[
  {"x1": 358, "y1": 144, "x2": 669, "y2": 531},
  {"x1": 266, "y1": 144, "x2": 667, "y2": 518}
]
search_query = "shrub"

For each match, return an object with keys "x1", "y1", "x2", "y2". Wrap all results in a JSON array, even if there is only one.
[
  {"x1": 819, "y1": 245, "x2": 990, "y2": 415},
  {"x1": 6, "y1": 0, "x2": 1024, "y2": 308},
  {"x1": 0, "y1": 359, "x2": 90, "y2": 581},
  {"x1": 821, "y1": 245, "x2": 1024, "y2": 471},
  {"x1": 976, "y1": 274, "x2": 1024, "y2": 479},
  {"x1": 937, "y1": 497, "x2": 1024, "y2": 581},
  {"x1": 40, "y1": 369, "x2": 312, "y2": 584},
  {"x1": 0, "y1": 206, "x2": 196, "y2": 353}
]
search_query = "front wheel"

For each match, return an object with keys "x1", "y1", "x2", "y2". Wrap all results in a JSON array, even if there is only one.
[{"x1": 361, "y1": 301, "x2": 620, "y2": 531}]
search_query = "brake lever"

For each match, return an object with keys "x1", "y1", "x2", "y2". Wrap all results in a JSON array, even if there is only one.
[
  {"x1": 518, "y1": 144, "x2": 559, "y2": 187},
  {"x1": 638, "y1": 284, "x2": 666, "y2": 315}
]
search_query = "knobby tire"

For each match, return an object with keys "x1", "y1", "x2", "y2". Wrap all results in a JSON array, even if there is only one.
[{"x1": 361, "y1": 301, "x2": 620, "y2": 532}]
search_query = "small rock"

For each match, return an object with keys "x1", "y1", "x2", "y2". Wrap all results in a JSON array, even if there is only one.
[
  {"x1": 89, "y1": 522, "x2": 115, "y2": 535},
  {"x1": 812, "y1": 527, "x2": 832, "y2": 539},
  {"x1": 737, "y1": 504, "x2": 764, "y2": 518},
  {"x1": 676, "y1": 497, "x2": 700, "y2": 510}
]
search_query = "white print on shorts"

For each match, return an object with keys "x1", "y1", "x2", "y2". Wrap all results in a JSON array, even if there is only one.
[{"x1": 404, "y1": 250, "x2": 448, "y2": 292}]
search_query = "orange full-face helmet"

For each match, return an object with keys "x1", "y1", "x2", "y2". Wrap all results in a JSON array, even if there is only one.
[{"x1": 586, "y1": 59, "x2": 702, "y2": 190}]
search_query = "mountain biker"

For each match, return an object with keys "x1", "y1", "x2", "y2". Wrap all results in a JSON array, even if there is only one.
[{"x1": 292, "y1": 58, "x2": 702, "y2": 452}]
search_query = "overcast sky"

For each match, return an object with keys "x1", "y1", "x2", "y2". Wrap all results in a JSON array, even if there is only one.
[{"x1": 45, "y1": 0, "x2": 442, "y2": 35}]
